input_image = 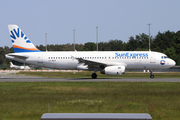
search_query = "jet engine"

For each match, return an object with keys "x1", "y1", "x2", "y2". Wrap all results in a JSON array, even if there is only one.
[{"x1": 100, "y1": 66, "x2": 125, "y2": 75}]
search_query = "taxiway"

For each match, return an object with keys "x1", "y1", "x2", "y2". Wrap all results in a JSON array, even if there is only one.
[
  {"x1": 0, "y1": 71, "x2": 179, "y2": 82},
  {"x1": 0, "y1": 75, "x2": 179, "y2": 82}
]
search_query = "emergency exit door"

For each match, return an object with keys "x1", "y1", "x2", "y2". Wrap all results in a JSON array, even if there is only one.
[
  {"x1": 38, "y1": 53, "x2": 43, "y2": 63},
  {"x1": 150, "y1": 53, "x2": 155, "y2": 63}
]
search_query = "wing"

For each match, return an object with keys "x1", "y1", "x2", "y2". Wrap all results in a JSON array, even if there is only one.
[
  {"x1": 76, "y1": 57, "x2": 106, "y2": 68},
  {"x1": 74, "y1": 56, "x2": 126, "y2": 71}
]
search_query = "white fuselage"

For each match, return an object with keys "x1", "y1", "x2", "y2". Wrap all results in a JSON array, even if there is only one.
[{"x1": 5, "y1": 51, "x2": 176, "y2": 71}]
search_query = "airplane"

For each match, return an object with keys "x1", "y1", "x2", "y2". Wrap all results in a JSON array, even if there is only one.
[
  {"x1": 10, "y1": 62, "x2": 31, "y2": 70},
  {"x1": 5, "y1": 25, "x2": 176, "y2": 79}
]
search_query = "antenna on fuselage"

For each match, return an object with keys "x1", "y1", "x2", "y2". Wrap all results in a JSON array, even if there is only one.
[{"x1": 147, "y1": 23, "x2": 151, "y2": 51}]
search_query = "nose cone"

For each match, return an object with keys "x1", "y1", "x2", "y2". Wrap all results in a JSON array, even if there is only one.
[{"x1": 170, "y1": 59, "x2": 176, "y2": 67}]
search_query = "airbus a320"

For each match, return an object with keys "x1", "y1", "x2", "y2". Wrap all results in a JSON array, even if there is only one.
[{"x1": 5, "y1": 25, "x2": 176, "y2": 79}]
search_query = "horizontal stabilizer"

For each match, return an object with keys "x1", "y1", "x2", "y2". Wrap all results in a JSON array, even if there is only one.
[{"x1": 6, "y1": 53, "x2": 28, "y2": 60}]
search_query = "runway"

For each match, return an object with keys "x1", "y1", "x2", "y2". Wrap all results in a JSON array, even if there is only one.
[{"x1": 0, "y1": 74, "x2": 180, "y2": 82}]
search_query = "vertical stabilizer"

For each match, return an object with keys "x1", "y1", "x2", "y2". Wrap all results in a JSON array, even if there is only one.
[{"x1": 8, "y1": 25, "x2": 41, "y2": 53}]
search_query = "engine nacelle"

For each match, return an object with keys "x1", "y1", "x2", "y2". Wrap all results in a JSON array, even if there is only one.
[{"x1": 100, "y1": 66, "x2": 125, "y2": 75}]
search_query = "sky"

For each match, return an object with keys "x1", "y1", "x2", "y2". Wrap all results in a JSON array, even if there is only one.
[{"x1": 0, "y1": 0, "x2": 180, "y2": 47}]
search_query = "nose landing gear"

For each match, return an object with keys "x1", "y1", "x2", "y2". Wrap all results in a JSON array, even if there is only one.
[{"x1": 150, "y1": 70, "x2": 154, "y2": 79}]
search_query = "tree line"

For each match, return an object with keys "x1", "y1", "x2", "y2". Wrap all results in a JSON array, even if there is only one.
[{"x1": 0, "y1": 30, "x2": 180, "y2": 66}]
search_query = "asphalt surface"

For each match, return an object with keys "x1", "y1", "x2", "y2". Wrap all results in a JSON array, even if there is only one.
[
  {"x1": 0, "y1": 71, "x2": 179, "y2": 82},
  {"x1": 0, "y1": 74, "x2": 180, "y2": 82}
]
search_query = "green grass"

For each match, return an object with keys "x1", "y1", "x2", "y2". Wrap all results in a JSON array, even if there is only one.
[
  {"x1": 1, "y1": 82, "x2": 180, "y2": 120},
  {"x1": 16, "y1": 71, "x2": 180, "y2": 78}
]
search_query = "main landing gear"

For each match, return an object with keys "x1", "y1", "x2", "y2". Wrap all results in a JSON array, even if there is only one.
[
  {"x1": 91, "y1": 73, "x2": 97, "y2": 79},
  {"x1": 150, "y1": 70, "x2": 154, "y2": 79}
]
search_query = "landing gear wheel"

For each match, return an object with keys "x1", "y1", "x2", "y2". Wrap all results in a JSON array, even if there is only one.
[
  {"x1": 149, "y1": 70, "x2": 154, "y2": 79},
  {"x1": 150, "y1": 75, "x2": 154, "y2": 79},
  {"x1": 91, "y1": 73, "x2": 97, "y2": 79}
]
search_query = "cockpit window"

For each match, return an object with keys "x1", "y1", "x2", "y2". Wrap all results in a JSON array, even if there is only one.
[{"x1": 161, "y1": 56, "x2": 169, "y2": 59}]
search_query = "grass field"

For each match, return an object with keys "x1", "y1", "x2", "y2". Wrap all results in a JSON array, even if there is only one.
[
  {"x1": 1, "y1": 82, "x2": 180, "y2": 120},
  {"x1": 16, "y1": 71, "x2": 180, "y2": 78}
]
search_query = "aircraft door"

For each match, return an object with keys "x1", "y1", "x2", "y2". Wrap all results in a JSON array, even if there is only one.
[
  {"x1": 38, "y1": 53, "x2": 43, "y2": 63},
  {"x1": 150, "y1": 53, "x2": 156, "y2": 63}
]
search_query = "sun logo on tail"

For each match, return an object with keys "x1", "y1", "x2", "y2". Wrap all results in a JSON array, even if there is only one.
[{"x1": 10, "y1": 28, "x2": 31, "y2": 44}]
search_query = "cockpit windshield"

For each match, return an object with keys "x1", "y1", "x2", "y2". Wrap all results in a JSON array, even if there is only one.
[{"x1": 161, "y1": 56, "x2": 169, "y2": 59}]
